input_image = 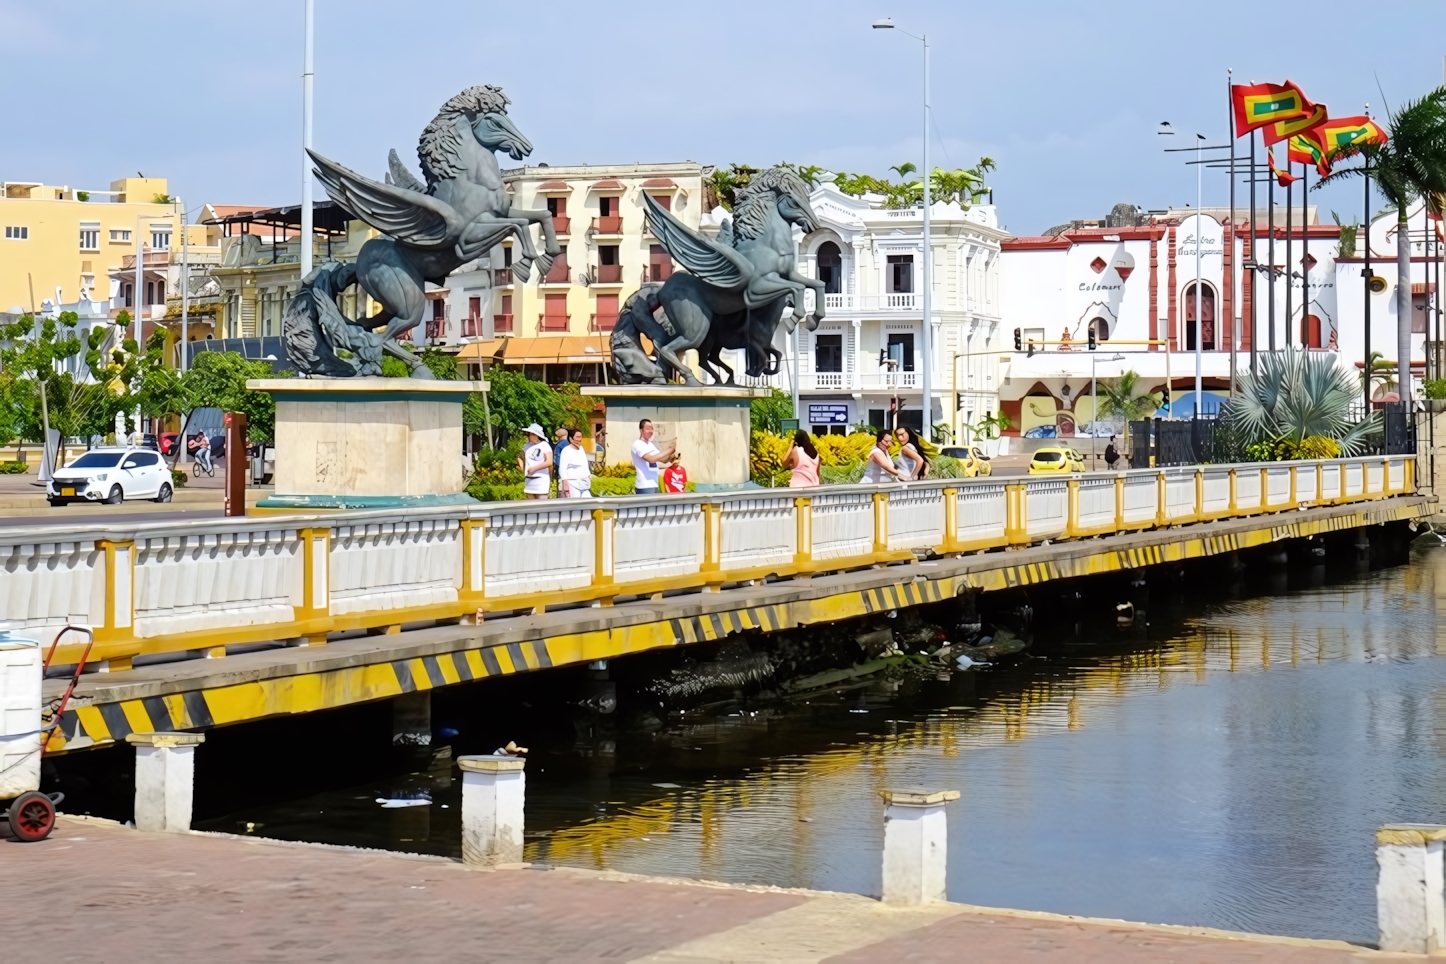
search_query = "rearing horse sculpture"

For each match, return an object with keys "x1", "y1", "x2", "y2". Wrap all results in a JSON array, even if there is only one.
[
  {"x1": 611, "y1": 166, "x2": 826, "y2": 386},
  {"x1": 302, "y1": 85, "x2": 558, "y2": 377}
]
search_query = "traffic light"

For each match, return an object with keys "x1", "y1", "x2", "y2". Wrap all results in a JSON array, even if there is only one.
[
  {"x1": 1088, "y1": 326, "x2": 1097, "y2": 350},
  {"x1": 1013, "y1": 327, "x2": 1022, "y2": 351}
]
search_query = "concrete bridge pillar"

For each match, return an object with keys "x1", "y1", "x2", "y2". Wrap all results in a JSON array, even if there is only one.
[
  {"x1": 126, "y1": 732, "x2": 204, "y2": 833},
  {"x1": 459, "y1": 754, "x2": 526, "y2": 867},
  {"x1": 1377, "y1": 824, "x2": 1446, "y2": 953},
  {"x1": 392, "y1": 692, "x2": 431, "y2": 748},
  {"x1": 880, "y1": 787, "x2": 959, "y2": 905}
]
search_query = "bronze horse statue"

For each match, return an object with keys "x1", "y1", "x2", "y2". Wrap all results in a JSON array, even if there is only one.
[
  {"x1": 302, "y1": 85, "x2": 559, "y2": 377},
  {"x1": 611, "y1": 166, "x2": 825, "y2": 386}
]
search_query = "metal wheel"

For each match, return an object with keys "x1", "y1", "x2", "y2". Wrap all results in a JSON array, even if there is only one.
[
  {"x1": 104, "y1": 485, "x2": 123, "y2": 505},
  {"x1": 7, "y1": 791, "x2": 55, "y2": 842},
  {"x1": 154, "y1": 483, "x2": 172, "y2": 504}
]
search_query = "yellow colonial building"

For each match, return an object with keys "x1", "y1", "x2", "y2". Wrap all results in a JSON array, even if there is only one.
[
  {"x1": 0, "y1": 176, "x2": 209, "y2": 315},
  {"x1": 454, "y1": 162, "x2": 708, "y2": 383}
]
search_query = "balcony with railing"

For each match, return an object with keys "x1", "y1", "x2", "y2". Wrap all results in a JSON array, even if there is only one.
[
  {"x1": 860, "y1": 370, "x2": 920, "y2": 390},
  {"x1": 590, "y1": 313, "x2": 615, "y2": 332},
  {"x1": 822, "y1": 292, "x2": 918, "y2": 312},
  {"x1": 551, "y1": 215, "x2": 571, "y2": 235},
  {"x1": 493, "y1": 313, "x2": 514, "y2": 334},
  {"x1": 492, "y1": 268, "x2": 514, "y2": 287},
  {"x1": 592, "y1": 215, "x2": 623, "y2": 235},
  {"x1": 808, "y1": 372, "x2": 846, "y2": 390},
  {"x1": 594, "y1": 263, "x2": 623, "y2": 284},
  {"x1": 543, "y1": 257, "x2": 570, "y2": 285},
  {"x1": 120, "y1": 249, "x2": 174, "y2": 269},
  {"x1": 539, "y1": 313, "x2": 570, "y2": 333}
]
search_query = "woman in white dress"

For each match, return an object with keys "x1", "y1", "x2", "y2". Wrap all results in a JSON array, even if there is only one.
[
  {"x1": 519, "y1": 423, "x2": 553, "y2": 499},
  {"x1": 861, "y1": 429, "x2": 904, "y2": 484}
]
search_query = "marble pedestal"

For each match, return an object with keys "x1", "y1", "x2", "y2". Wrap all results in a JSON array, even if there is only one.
[
  {"x1": 247, "y1": 378, "x2": 487, "y2": 510},
  {"x1": 583, "y1": 385, "x2": 769, "y2": 490}
]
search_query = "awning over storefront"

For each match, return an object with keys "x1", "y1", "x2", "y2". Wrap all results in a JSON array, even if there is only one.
[{"x1": 456, "y1": 336, "x2": 610, "y2": 364}]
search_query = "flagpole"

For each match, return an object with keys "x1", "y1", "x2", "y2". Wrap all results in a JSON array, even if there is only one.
[
  {"x1": 1268, "y1": 150, "x2": 1276, "y2": 352},
  {"x1": 1289, "y1": 158, "x2": 1301, "y2": 351},
  {"x1": 1228, "y1": 68, "x2": 1237, "y2": 397},
  {"x1": 1249, "y1": 129, "x2": 1258, "y2": 375},
  {"x1": 1363, "y1": 138, "x2": 1373, "y2": 414},
  {"x1": 1301, "y1": 161, "x2": 1310, "y2": 349},
  {"x1": 1194, "y1": 134, "x2": 1203, "y2": 417}
]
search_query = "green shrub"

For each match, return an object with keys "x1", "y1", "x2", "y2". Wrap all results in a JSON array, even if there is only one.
[
  {"x1": 820, "y1": 463, "x2": 864, "y2": 485},
  {"x1": 1425, "y1": 379, "x2": 1446, "y2": 400},
  {"x1": 0, "y1": 461, "x2": 29, "y2": 474},
  {"x1": 931, "y1": 456, "x2": 964, "y2": 479},
  {"x1": 171, "y1": 469, "x2": 188, "y2": 488},
  {"x1": 591, "y1": 476, "x2": 636, "y2": 497},
  {"x1": 467, "y1": 481, "x2": 524, "y2": 502}
]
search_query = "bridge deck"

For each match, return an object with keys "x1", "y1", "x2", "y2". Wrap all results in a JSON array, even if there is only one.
[{"x1": 45, "y1": 494, "x2": 1428, "y2": 753}]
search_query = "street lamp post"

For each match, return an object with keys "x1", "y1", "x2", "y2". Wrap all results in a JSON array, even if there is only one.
[
  {"x1": 300, "y1": 0, "x2": 315, "y2": 278},
  {"x1": 873, "y1": 17, "x2": 932, "y2": 440}
]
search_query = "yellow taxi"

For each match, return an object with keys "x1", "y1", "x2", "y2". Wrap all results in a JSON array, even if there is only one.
[
  {"x1": 941, "y1": 445, "x2": 993, "y2": 477},
  {"x1": 1028, "y1": 446, "x2": 1085, "y2": 474}
]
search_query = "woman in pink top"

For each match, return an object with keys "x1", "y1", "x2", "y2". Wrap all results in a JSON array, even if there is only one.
[{"x1": 783, "y1": 429, "x2": 821, "y2": 487}]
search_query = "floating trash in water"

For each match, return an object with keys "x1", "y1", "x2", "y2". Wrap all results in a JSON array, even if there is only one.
[
  {"x1": 438, "y1": 726, "x2": 460, "y2": 738},
  {"x1": 652, "y1": 782, "x2": 682, "y2": 789},
  {"x1": 955, "y1": 654, "x2": 991, "y2": 670},
  {"x1": 849, "y1": 708, "x2": 869, "y2": 714},
  {"x1": 376, "y1": 791, "x2": 431, "y2": 809}
]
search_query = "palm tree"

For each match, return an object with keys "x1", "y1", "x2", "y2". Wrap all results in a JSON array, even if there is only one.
[
  {"x1": 1227, "y1": 348, "x2": 1379, "y2": 455},
  {"x1": 1095, "y1": 370, "x2": 1161, "y2": 422},
  {"x1": 1316, "y1": 87, "x2": 1446, "y2": 407}
]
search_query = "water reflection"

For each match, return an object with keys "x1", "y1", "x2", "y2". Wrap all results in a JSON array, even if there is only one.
[{"x1": 200, "y1": 543, "x2": 1446, "y2": 944}]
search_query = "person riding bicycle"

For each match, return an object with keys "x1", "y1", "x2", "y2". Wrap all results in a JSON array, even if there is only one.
[{"x1": 188, "y1": 431, "x2": 213, "y2": 474}]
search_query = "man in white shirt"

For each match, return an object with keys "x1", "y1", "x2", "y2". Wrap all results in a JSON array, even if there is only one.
[
  {"x1": 630, "y1": 419, "x2": 674, "y2": 495},
  {"x1": 558, "y1": 427, "x2": 592, "y2": 497},
  {"x1": 518, "y1": 423, "x2": 552, "y2": 499}
]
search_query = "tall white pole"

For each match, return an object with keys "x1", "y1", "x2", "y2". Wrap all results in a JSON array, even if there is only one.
[
  {"x1": 134, "y1": 214, "x2": 145, "y2": 344},
  {"x1": 920, "y1": 34, "x2": 932, "y2": 441},
  {"x1": 180, "y1": 200, "x2": 189, "y2": 371},
  {"x1": 1195, "y1": 137, "x2": 1203, "y2": 415},
  {"x1": 300, "y1": 0, "x2": 315, "y2": 278}
]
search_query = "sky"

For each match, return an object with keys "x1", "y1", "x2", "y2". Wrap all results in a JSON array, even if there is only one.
[{"x1": 2, "y1": 0, "x2": 1443, "y2": 236}]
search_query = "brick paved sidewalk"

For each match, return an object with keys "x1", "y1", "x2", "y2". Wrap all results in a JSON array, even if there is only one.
[{"x1": 0, "y1": 817, "x2": 1415, "y2": 963}]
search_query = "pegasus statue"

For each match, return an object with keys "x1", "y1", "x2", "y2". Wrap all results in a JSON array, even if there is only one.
[
  {"x1": 290, "y1": 85, "x2": 560, "y2": 377},
  {"x1": 611, "y1": 165, "x2": 826, "y2": 385}
]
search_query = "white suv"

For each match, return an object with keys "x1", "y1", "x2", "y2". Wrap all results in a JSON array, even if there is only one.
[{"x1": 49, "y1": 448, "x2": 174, "y2": 506}]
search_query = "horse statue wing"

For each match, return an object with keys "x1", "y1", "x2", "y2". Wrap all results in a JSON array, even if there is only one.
[
  {"x1": 642, "y1": 191, "x2": 751, "y2": 291},
  {"x1": 309, "y1": 149, "x2": 461, "y2": 249},
  {"x1": 386, "y1": 149, "x2": 427, "y2": 194}
]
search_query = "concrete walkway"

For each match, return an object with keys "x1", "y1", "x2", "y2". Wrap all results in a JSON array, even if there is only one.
[{"x1": 0, "y1": 817, "x2": 1416, "y2": 962}]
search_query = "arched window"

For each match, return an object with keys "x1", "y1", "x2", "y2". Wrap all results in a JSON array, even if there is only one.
[
  {"x1": 1088, "y1": 317, "x2": 1109, "y2": 342},
  {"x1": 816, "y1": 241, "x2": 842, "y2": 294},
  {"x1": 1183, "y1": 282, "x2": 1216, "y2": 350}
]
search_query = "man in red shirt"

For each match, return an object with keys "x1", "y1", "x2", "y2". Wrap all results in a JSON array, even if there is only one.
[{"x1": 661, "y1": 453, "x2": 687, "y2": 493}]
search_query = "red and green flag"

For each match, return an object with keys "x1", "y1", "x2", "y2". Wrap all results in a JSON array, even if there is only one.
[
  {"x1": 1309, "y1": 116, "x2": 1390, "y2": 155},
  {"x1": 1262, "y1": 102, "x2": 1327, "y2": 146},
  {"x1": 1287, "y1": 132, "x2": 1331, "y2": 177},
  {"x1": 1232, "y1": 81, "x2": 1313, "y2": 135},
  {"x1": 1267, "y1": 148, "x2": 1299, "y2": 187}
]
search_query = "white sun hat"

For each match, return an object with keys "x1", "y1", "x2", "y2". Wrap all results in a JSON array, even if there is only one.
[{"x1": 524, "y1": 423, "x2": 546, "y2": 439}]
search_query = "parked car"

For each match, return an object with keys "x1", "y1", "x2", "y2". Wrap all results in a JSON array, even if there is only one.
[
  {"x1": 941, "y1": 445, "x2": 993, "y2": 477},
  {"x1": 48, "y1": 448, "x2": 174, "y2": 506},
  {"x1": 159, "y1": 432, "x2": 179, "y2": 456},
  {"x1": 1028, "y1": 447, "x2": 1085, "y2": 475}
]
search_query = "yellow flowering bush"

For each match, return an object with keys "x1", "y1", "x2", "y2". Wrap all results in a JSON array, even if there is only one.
[{"x1": 815, "y1": 432, "x2": 878, "y2": 467}]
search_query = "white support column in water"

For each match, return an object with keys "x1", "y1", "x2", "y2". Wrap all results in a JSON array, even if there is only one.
[
  {"x1": 126, "y1": 732, "x2": 205, "y2": 833},
  {"x1": 880, "y1": 786, "x2": 959, "y2": 905},
  {"x1": 458, "y1": 754, "x2": 526, "y2": 867},
  {"x1": 1377, "y1": 824, "x2": 1446, "y2": 953}
]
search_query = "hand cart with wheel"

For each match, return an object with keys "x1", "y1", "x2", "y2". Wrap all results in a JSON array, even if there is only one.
[{"x1": 1, "y1": 627, "x2": 91, "y2": 842}]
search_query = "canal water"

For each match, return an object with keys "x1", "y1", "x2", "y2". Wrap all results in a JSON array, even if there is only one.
[{"x1": 193, "y1": 539, "x2": 1446, "y2": 946}]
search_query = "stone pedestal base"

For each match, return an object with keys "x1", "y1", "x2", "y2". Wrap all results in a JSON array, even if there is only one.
[
  {"x1": 880, "y1": 787, "x2": 959, "y2": 905},
  {"x1": 583, "y1": 385, "x2": 769, "y2": 489},
  {"x1": 127, "y1": 732, "x2": 204, "y2": 833},
  {"x1": 247, "y1": 378, "x2": 487, "y2": 510},
  {"x1": 459, "y1": 754, "x2": 526, "y2": 867}
]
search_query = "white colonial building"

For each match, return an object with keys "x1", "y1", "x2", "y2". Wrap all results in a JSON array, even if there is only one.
[
  {"x1": 722, "y1": 180, "x2": 1008, "y2": 440},
  {"x1": 995, "y1": 199, "x2": 1443, "y2": 445}
]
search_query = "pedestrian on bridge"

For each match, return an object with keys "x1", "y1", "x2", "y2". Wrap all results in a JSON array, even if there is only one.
[
  {"x1": 632, "y1": 419, "x2": 674, "y2": 496},
  {"x1": 558, "y1": 428, "x2": 592, "y2": 498},
  {"x1": 519, "y1": 424, "x2": 553, "y2": 499},
  {"x1": 784, "y1": 430, "x2": 820, "y2": 488},
  {"x1": 862, "y1": 429, "x2": 905, "y2": 484}
]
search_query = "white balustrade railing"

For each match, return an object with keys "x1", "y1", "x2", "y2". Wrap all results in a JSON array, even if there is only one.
[{"x1": 5, "y1": 455, "x2": 1415, "y2": 667}]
